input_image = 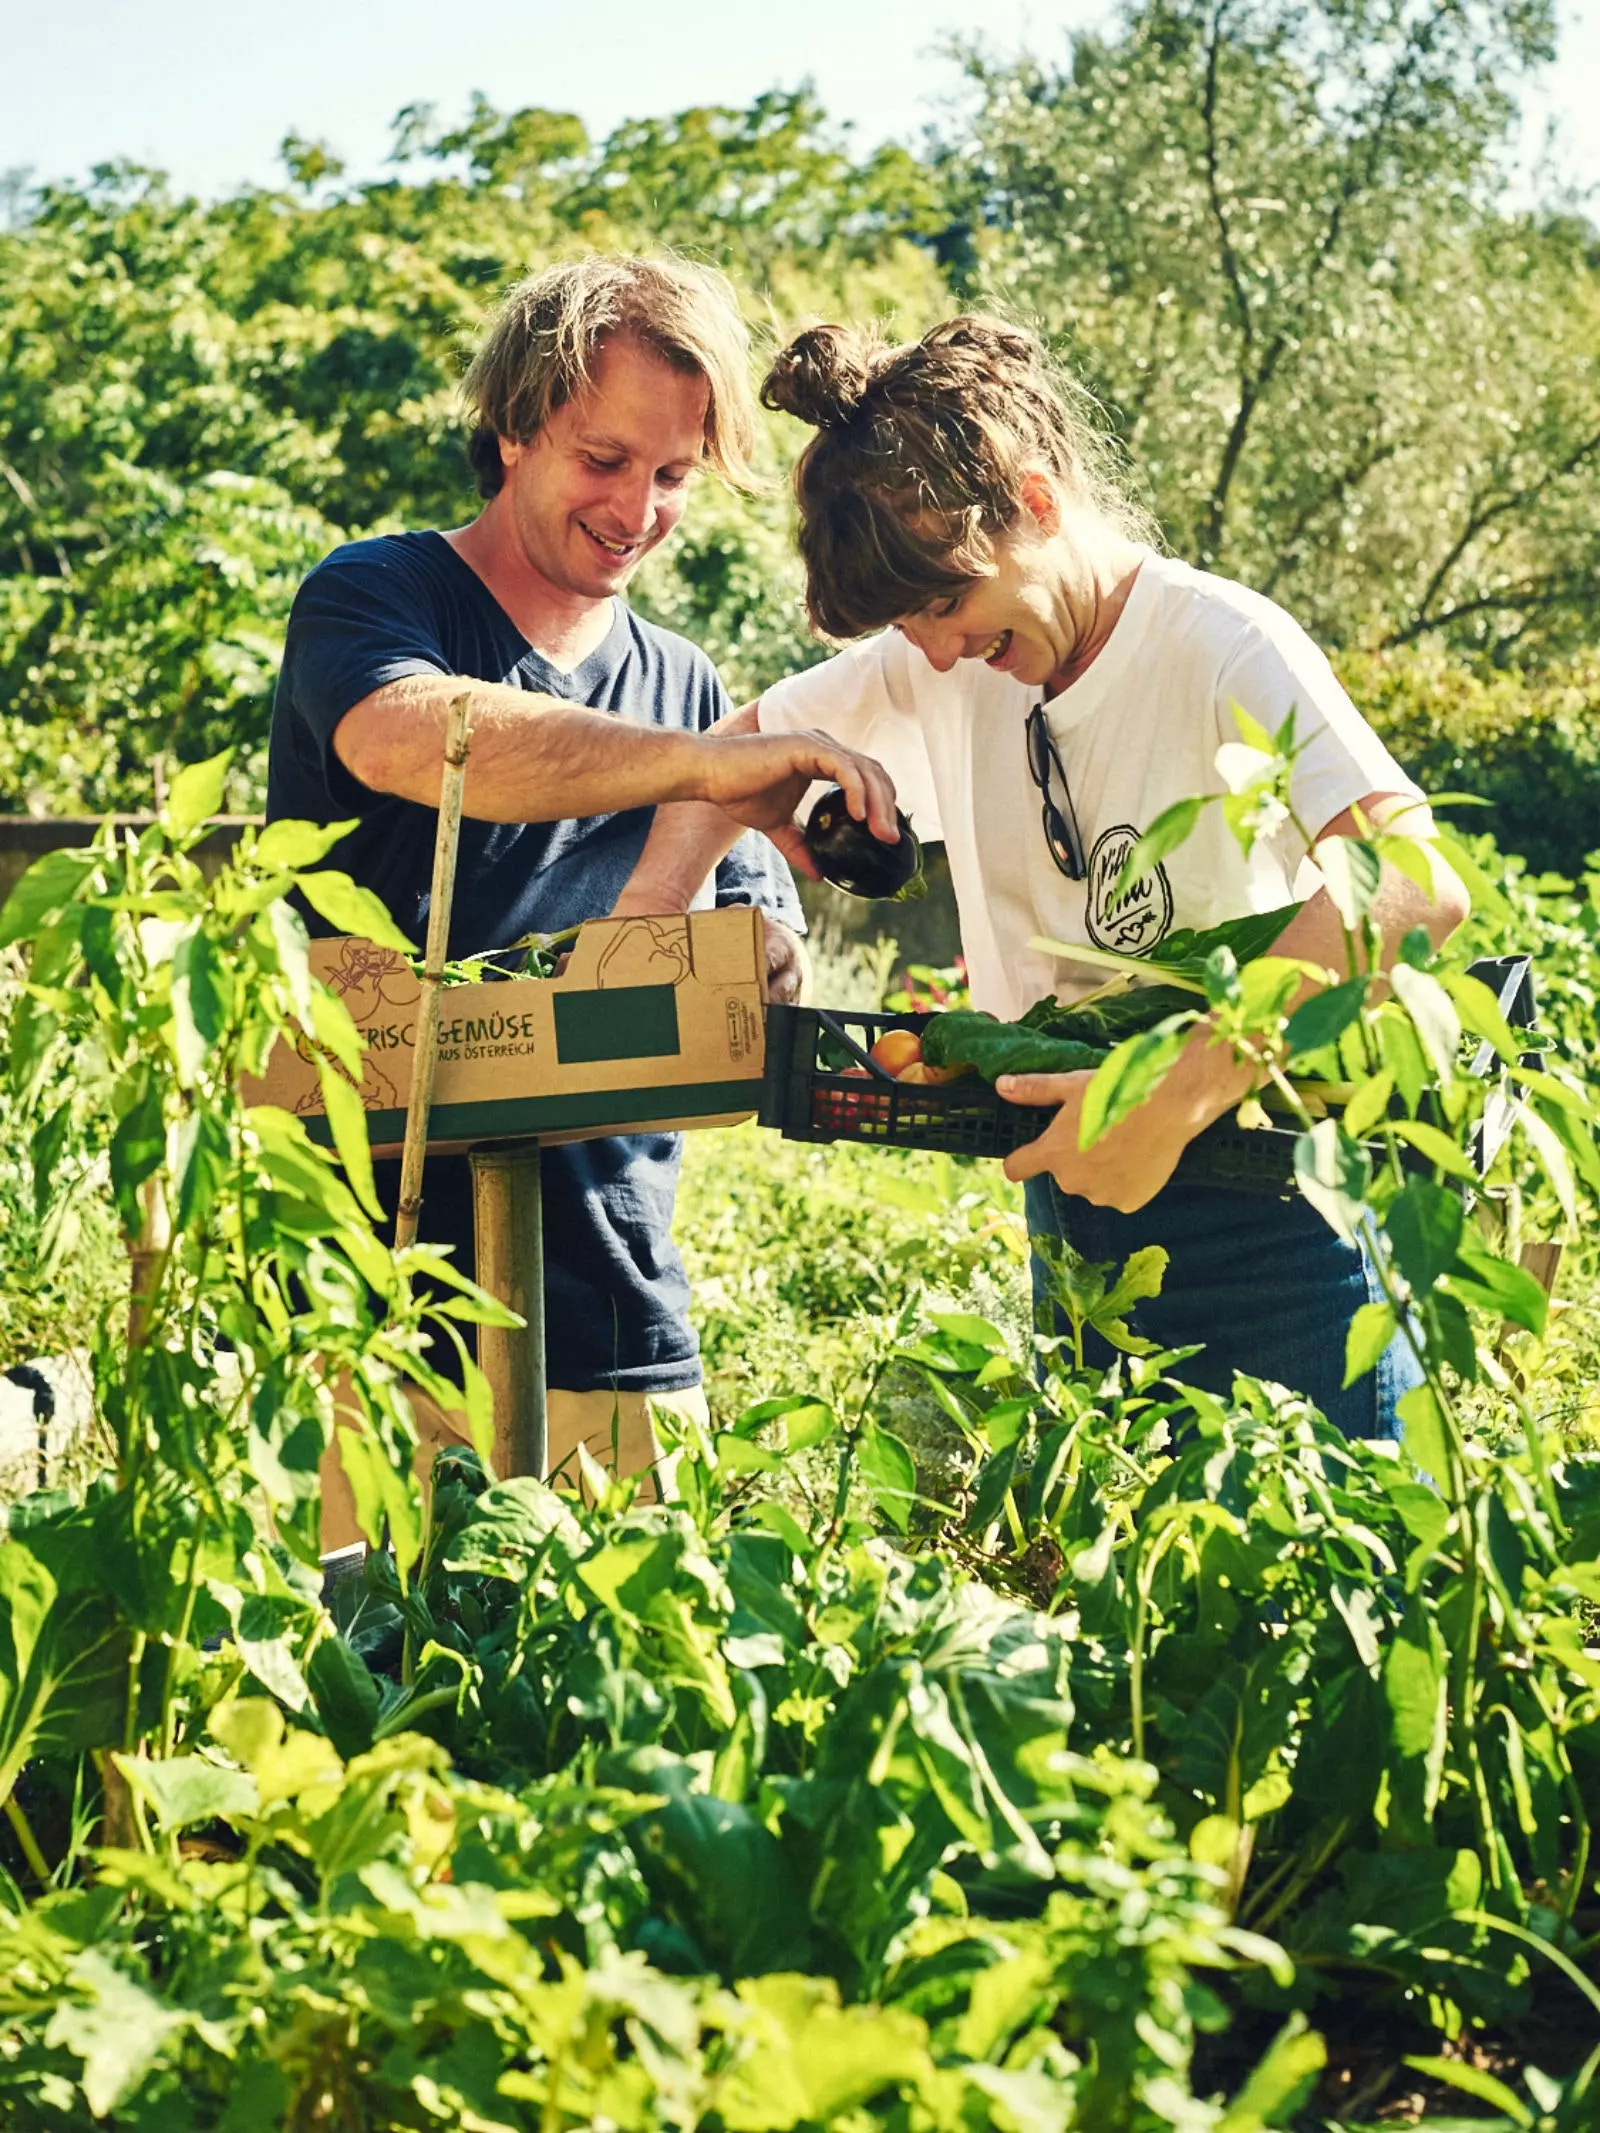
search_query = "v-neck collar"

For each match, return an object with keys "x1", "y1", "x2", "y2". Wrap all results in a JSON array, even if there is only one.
[{"x1": 421, "y1": 531, "x2": 629, "y2": 693}]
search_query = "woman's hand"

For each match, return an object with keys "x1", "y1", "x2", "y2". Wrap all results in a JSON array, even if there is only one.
[
  {"x1": 996, "y1": 1069, "x2": 1199, "y2": 1209},
  {"x1": 997, "y1": 1026, "x2": 1256, "y2": 1210}
]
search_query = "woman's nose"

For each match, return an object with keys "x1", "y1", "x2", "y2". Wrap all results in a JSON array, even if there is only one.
[{"x1": 898, "y1": 620, "x2": 957, "y2": 673}]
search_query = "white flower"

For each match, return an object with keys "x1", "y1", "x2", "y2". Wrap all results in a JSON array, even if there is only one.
[{"x1": 1214, "y1": 741, "x2": 1278, "y2": 793}]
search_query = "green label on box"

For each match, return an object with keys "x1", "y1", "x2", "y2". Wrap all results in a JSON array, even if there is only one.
[{"x1": 552, "y1": 983, "x2": 680, "y2": 1064}]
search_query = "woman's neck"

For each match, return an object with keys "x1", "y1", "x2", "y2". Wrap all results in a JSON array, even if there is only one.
[{"x1": 1043, "y1": 531, "x2": 1147, "y2": 699}]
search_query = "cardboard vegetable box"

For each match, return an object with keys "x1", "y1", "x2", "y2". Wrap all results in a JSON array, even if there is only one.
[{"x1": 251, "y1": 907, "x2": 768, "y2": 1153}]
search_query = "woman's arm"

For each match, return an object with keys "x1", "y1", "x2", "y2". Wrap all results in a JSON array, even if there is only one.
[{"x1": 997, "y1": 794, "x2": 1471, "y2": 1209}]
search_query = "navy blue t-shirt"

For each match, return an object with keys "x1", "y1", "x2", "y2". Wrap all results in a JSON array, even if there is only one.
[{"x1": 265, "y1": 531, "x2": 801, "y2": 1394}]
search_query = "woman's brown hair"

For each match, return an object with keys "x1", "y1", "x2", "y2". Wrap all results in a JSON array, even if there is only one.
[{"x1": 761, "y1": 316, "x2": 1154, "y2": 639}]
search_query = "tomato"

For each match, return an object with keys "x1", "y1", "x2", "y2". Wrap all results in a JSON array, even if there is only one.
[{"x1": 869, "y1": 1029, "x2": 923, "y2": 1076}]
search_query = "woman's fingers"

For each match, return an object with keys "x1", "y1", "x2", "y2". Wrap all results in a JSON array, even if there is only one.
[{"x1": 996, "y1": 1072, "x2": 1078, "y2": 1108}]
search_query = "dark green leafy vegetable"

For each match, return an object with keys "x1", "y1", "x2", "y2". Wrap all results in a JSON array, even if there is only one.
[{"x1": 922, "y1": 1012, "x2": 1108, "y2": 1079}]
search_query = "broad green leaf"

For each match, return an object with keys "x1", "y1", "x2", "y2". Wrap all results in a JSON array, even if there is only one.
[
  {"x1": 781, "y1": 1401, "x2": 837, "y2": 1452},
  {"x1": 315, "y1": 1055, "x2": 383, "y2": 1219},
  {"x1": 263, "y1": 898, "x2": 313, "y2": 1021},
  {"x1": 0, "y1": 847, "x2": 97, "y2": 948},
  {"x1": 45, "y1": 1950, "x2": 189, "y2": 2119},
  {"x1": 1400, "y1": 2058, "x2": 1531, "y2": 2127},
  {"x1": 1112, "y1": 797, "x2": 1205, "y2": 901},
  {"x1": 1078, "y1": 1015, "x2": 1196, "y2": 1148},
  {"x1": 1284, "y1": 976, "x2": 1367, "y2": 1056},
  {"x1": 1446, "y1": 1238, "x2": 1550, "y2": 1336},
  {"x1": 1218, "y1": 2016, "x2": 1327, "y2": 2133},
  {"x1": 1388, "y1": 1117, "x2": 1479, "y2": 1183},
  {"x1": 297, "y1": 870, "x2": 414, "y2": 953},
  {"x1": 1341, "y1": 1066, "x2": 1395, "y2": 1140},
  {"x1": 1293, "y1": 1119, "x2": 1370, "y2": 1243},
  {"x1": 109, "y1": 1075, "x2": 166, "y2": 1232},
  {"x1": 1344, "y1": 1300, "x2": 1398, "y2": 1386},
  {"x1": 0, "y1": 1547, "x2": 127, "y2": 1806},
  {"x1": 163, "y1": 752, "x2": 231, "y2": 834},
  {"x1": 1397, "y1": 1383, "x2": 1451, "y2": 1485},
  {"x1": 1384, "y1": 1176, "x2": 1463, "y2": 1298},
  {"x1": 115, "y1": 1752, "x2": 259, "y2": 1830},
  {"x1": 1313, "y1": 835, "x2": 1382, "y2": 928},
  {"x1": 307, "y1": 1637, "x2": 381, "y2": 1761},
  {"x1": 171, "y1": 926, "x2": 226, "y2": 1086},
  {"x1": 1389, "y1": 964, "x2": 1460, "y2": 1088},
  {"x1": 858, "y1": 1425, "x2": 917, "y2": 1533},
  {"x1": 928, "y1": 1311, "x2": 1008, "y2": 1352},
  {"x1": 1439, "y1": 969, "x2": 1521, "y2": 1067},
  {"x1": 1516, "y1": 1103, "x2": 1578, "y2": 1228},
  {"x1": 1432, "y1": 828, "x2": 1511, "y2": 922},
  {"x1": 256, "y1": 817, "x2": 357, "y2": 871},
  {"x1": 171, "y1": 1106, "x2": 232, "y2": 1231}
]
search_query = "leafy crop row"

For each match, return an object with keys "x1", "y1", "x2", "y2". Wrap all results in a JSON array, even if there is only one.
[{"x1": 1, "y1": 751, "x2": 1599, "y2": 2126}]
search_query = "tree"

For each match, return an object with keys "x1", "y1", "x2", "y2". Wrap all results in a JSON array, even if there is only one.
[{"x1": 949, "y1": 0, "x2": 1600, "y2": 658}]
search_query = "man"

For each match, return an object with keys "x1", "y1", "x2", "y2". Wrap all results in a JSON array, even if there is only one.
[{"x1": 265, "y1": 254, "x2": 896, "y2": 1499}]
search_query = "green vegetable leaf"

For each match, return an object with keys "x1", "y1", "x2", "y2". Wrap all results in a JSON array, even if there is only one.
[
  {"x1": 1293, "y1": 1120, "x2": 1370, "y2": 1243},
  {"x1": 162, "y1": 751, "x2": 231, "y2": 835},
  {"x1": 1078, "y1": 1015, "x2": 1197, "y2": 1149},
  {"x1": 297, "y1": 870, "x2": 414, "y2": 953}
]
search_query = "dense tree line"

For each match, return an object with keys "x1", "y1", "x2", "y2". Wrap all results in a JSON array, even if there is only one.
[{"x1": 1, "y1": 0, "x2": 1596, "y2": 850}]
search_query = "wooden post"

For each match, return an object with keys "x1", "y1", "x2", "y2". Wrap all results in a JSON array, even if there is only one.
[
  {"x1": 468, "y1": 1144, "x2": 548, "y2": 1479},
  {"x1": 395, "y1": 692, "x2": 473, "y2": 1252}
]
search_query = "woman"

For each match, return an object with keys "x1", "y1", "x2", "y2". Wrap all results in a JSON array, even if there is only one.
[{"x1": 622, "y1": 317, "x2": 1469, "y2": 1437}]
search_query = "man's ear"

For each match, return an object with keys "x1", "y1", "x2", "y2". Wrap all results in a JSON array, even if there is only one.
[{"x1": 1017, "y1": 468, "x2": 1061, "y2": 535}]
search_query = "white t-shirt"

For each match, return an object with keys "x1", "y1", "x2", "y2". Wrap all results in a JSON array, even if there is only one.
[{"x1": 759, "y1": 553, "x2": 1422, "y2": 1021}]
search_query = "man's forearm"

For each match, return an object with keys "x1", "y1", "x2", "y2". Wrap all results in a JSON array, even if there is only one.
[
  {"x1": 335, "y1": 675, "x2": 705, "y2": 822},
  {"x1": 610, "y1": 700, "x2": 767, "y2": 915}
]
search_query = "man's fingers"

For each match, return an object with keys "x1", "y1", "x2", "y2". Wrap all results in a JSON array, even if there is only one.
[{"x1": 766, "y1": 820, "x2": 822, "y2": 879}]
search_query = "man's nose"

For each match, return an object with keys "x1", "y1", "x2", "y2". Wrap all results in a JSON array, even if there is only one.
[{"x1": 609, "y1": 470, "x2": 657, "y2": 537}]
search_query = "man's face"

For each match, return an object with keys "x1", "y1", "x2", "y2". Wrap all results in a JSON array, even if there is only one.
[{"x1": 497, "y1": 333, "x2": 709, "y2": 600}]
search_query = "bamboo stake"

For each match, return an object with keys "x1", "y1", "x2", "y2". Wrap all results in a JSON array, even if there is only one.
[{"x1": 395, "y1": 692, "x2": 473, "y2": 1251}]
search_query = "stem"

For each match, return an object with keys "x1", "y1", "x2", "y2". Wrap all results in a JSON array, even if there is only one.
[
  {"x1": 395, "y1": 693, "x2": 473, "y2": 1252},
  {"x1": 3, "y1": 1796, "x2": 51, "y2": 1885},
  {"x1": 159, "y1": 1512, "x2": 208, "y2": 1758}
]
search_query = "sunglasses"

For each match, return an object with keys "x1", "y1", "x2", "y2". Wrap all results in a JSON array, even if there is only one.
[{"x1": 1025, "y1": 705, "x2": 1086, "y2": 881}]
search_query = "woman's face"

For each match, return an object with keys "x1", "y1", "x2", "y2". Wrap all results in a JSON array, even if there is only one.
[{"x1": 892, "y1": 492, "x2": 1087, "y2": 689}]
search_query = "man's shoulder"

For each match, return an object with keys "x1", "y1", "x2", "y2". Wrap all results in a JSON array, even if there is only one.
[{"x1": 297, "y1": 531, "x2": 446, "y2": 598}]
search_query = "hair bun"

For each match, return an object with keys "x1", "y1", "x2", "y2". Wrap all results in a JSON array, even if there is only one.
[{"x1": 762, "y1": 323, "x2": 878, "y2": 430}]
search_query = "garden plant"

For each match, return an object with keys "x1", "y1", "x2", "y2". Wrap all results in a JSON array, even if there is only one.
[{"x1": 0, "y1": 741, "x2": 1598, "y2": 2128}]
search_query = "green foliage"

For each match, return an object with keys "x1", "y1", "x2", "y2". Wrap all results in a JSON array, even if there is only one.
[
  {"x1": 947, "y1": 0, "x2": 1600, "y2": 663},
  {"x1": 1343, "y1": 645, "x2": 1600, "y2": 878}
]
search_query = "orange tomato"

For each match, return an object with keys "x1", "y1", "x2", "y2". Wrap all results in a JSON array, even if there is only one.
[{"x1": 869, "y1": 1029, "x2": 923, "y2": 1076}]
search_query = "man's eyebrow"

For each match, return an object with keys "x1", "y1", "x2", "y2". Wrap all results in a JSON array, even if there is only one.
[{"x1": 574, "y1": 426, "x2": 704, "y2": 467}]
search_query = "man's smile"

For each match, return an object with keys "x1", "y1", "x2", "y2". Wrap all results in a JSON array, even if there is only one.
[{"x1": 579, "y1": 519, "x2": 643, "y2": 560}]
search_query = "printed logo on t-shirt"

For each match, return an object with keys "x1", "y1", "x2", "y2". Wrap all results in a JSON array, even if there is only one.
[{"x1": 1085, "y1": 824, "x2": 1174, "y2": 955}]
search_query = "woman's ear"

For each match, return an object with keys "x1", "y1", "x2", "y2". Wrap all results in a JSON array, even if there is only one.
[{"x1": 1017, "y1": 468, "x2": 1061, "y2": 535}]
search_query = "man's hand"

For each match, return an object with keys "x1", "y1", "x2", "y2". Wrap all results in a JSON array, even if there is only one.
[
  {"x1": 763, "y1": 917, "x2": 811, "y2": 1005},
  {"x1": 690, "y1": 727, "x2": 899, "y2": 875}
]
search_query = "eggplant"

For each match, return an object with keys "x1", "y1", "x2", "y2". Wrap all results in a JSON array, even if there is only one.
[{"x1": 803, "y1": 786, "x2": 925, "y2": 901}]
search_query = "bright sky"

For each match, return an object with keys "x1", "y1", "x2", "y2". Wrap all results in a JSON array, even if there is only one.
[{"x1": 3, "y1": 0, "x2": 1596, "y2": 204}]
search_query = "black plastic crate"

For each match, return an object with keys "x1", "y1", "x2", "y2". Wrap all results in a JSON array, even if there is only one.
[{"x1": 758, "y1": 955, "x2": 1536, "y2": 1195}]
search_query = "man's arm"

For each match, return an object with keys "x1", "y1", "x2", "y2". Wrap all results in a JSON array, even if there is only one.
[
  {"x1": 997, "y1": 795, "x2": 1472, "y2": 1209},
  {"x1": 333, "y1": 677, "x2": 897, "y2": 843},
  {"x1": 606, "y1": 701, "x2": 795, "y2": 917}
]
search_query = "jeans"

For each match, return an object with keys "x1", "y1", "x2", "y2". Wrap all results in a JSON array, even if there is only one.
[{"x1": 1024, "y1": 1176, "x2": 1421, "y2": 1441}]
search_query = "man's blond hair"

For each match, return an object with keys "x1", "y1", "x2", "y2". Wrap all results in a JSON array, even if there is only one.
[{"x1": 462, "y1": 255, "x2": 758, "y2": 496}]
